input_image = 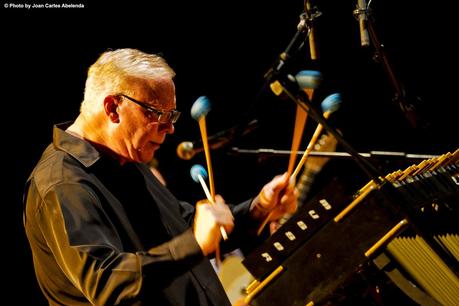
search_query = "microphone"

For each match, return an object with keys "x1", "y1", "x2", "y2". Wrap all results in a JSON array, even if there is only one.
[
  {"x1": 264, "y1": 13, "x2": 310, "y2": 81},
  {"x1": 177, "y1": 119, "x2": 259, "y2": 160},
  {"x1": 304, "y1": 0, "x2": 321, "y2": 60},
  {"x1": 355, "y1": 0, "x2": 370, "y2": 47}
]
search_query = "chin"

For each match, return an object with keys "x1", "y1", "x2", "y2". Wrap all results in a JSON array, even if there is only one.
[{"x1": 140, "y1": 149, "x2": 156, "y2": 163}]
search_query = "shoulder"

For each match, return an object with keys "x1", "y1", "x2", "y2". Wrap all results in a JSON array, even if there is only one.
[
  {"x1": 30, "y1": 144, "x2": 88, "y2": 193},
  {"x1": 25, "y1": 144, "x2": 100, "y2": 216}
]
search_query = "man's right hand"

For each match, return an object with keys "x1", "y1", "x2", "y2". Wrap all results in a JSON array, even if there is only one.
[{"x1": 193, "y1": 195, "x2": 234, "y2": 255}]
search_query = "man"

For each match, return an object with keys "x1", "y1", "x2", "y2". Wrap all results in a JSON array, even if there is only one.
[{"x1": 23, "y1": 48, "x2": 297, "y2": 305}]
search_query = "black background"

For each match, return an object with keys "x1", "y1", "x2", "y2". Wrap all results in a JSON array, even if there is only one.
[{"x1": 1, "y1": 0, "x2": 457, "y2": 304}]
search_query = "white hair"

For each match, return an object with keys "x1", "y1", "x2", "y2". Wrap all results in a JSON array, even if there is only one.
[{"x1": 81, "y1": 48, "x2": 175, "y2": 113}]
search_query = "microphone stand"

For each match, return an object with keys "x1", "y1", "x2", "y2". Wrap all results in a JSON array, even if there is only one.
[
  {"x1": 264, "y1": 5, "x2": 322, "y2": 83},
  {"x1": 352, "y1": 6, "x2": 457, "y2": 273},
  {"x1": 257, "y1": 0, "x2": 456, "y2": 276},
  {"x1": 365, "y1": 4, "x2": 428, "y2": 130}
]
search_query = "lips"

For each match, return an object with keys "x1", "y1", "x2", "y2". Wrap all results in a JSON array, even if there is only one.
[{"x1": 150, "y1": 142, "x2": 160, "y2": 148}]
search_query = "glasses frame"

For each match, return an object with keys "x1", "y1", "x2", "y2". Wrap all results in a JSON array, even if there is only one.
[{"x1": 117, "y1": 94, "x2": 180, "y2": 124}]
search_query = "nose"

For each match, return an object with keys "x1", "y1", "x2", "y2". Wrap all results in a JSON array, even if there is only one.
[{"x1": 159, "y1": 121, "x2": 175, "y2": 134}]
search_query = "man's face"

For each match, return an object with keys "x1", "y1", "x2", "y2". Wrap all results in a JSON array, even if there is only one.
[{"x1": 114, "y1": 77, "x2": 177, "y2": 163}]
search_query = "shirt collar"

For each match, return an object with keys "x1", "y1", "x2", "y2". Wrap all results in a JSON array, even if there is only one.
[{"x1": 53, "y1": 122, "x2": 101, "y2": 168}]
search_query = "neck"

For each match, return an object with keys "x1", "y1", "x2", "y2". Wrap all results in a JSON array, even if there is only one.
[
  {"x1": 67, "y1": 113, "x2": 101, "y2": 141},
  {"x1": 67, "y1": 113, "x2": 126, "y2": 165}
]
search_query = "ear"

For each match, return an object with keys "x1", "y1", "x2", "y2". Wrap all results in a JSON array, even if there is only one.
[{"x1": 104, "y1": 96, "x2": 120, "y2": 123}]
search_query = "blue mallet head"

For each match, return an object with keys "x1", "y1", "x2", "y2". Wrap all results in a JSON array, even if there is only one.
[
  {"x1": 295, "y1": 70, "x2": 323, "y2": 90},
  {"x1": 321, "y1": 93, "x2": 342, "y2": 114},
  {"x1": 190, "y1": 164, "x2": 208, "y2": 183},
  {"x1": 191, "y1": 96, "x2": 211, "y2": 121}
]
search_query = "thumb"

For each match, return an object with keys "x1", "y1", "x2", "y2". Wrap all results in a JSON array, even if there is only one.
[{"x1": 266, "y1": 173, "x2": 289, "y2": 198}]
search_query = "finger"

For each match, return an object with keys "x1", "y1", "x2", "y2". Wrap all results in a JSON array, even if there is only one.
[
  {"x1": 222, "y1": 222, "x2": 234, "y2": 235},
  {"x1": 271, "y1": 172, "x2": 290, "y2": 192},
  {"x1": 285, "y1": 200, "x2": 298, "y2": 214},
  {"x1": 279, "y1": 192, "x2": 292, "y2": 207},
  {"x1": 260, "y1": 173, "x2": 289, "y2": 208},
  {"x1": 269, "y1": 221, "x2": 281, "y2": 234},
  {"x1": 214, "y1": 194, "x2": 225, "y2": 205},
  {"x1": 216, "y1": 211, "x2": 234, "y2": 227},
  {"x1": 196, "y1": 199, "x2": 212, "y2": 209},
  {"x1": 281, "y1": 198, "x2": 297, "y2": 215},
  {"x1": 210, "y1": 204, "x2": 234, "y2": 238}
]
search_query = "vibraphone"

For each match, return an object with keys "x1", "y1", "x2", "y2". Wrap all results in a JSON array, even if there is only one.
[{"x1": 242, "y1": 148, "x2": 459, "y2": 306}]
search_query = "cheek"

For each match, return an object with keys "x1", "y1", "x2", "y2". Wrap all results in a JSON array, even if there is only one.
[
  {"x1": 137, "y1": 123, "x2": 159, "y2": 144},
  {"x1": 134, "y1": 131, "x2": 156, "y2": 162},
  {"x1": 136, "y1": 126, "x2": 152, "y2": 143},
  {"x1": 145, "y1": 121, "x2": 160, "y2": 135}
]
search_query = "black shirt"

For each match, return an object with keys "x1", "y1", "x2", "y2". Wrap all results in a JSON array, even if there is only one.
[{"x1": 23, "y1": 122, "x2": 256, "y2": 305}]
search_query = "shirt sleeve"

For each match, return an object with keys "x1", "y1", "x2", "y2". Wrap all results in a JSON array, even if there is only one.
[
  {"x1": 220, "y1": 198, "x2": 271, "y2": 255},
  {"x1": 36, "y1": 181, "x2": 204, "y2": 305}
]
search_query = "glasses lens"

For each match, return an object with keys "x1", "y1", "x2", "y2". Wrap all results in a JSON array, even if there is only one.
[
  {"x1": 170, "y1": 111, "x2": 180, "y2": 123},
  {"x1": 158, "y1": 111, "x2": 180, "y2": 123},
  {"x1": 120, "y1": 94, "x2": 180, "y2": 124},
  {"x1": 158, "y1": 113, "x2": 169, "y2": 123}
]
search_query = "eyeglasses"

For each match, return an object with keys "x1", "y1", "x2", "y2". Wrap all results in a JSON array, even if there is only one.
[{"x1": 117, "y1": 94, "x2": 181, "y2": 124}]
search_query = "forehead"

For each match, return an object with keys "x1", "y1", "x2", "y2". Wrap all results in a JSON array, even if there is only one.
[{"x1": 131, "y1": 77, "x2": 176, "y2": 109}]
